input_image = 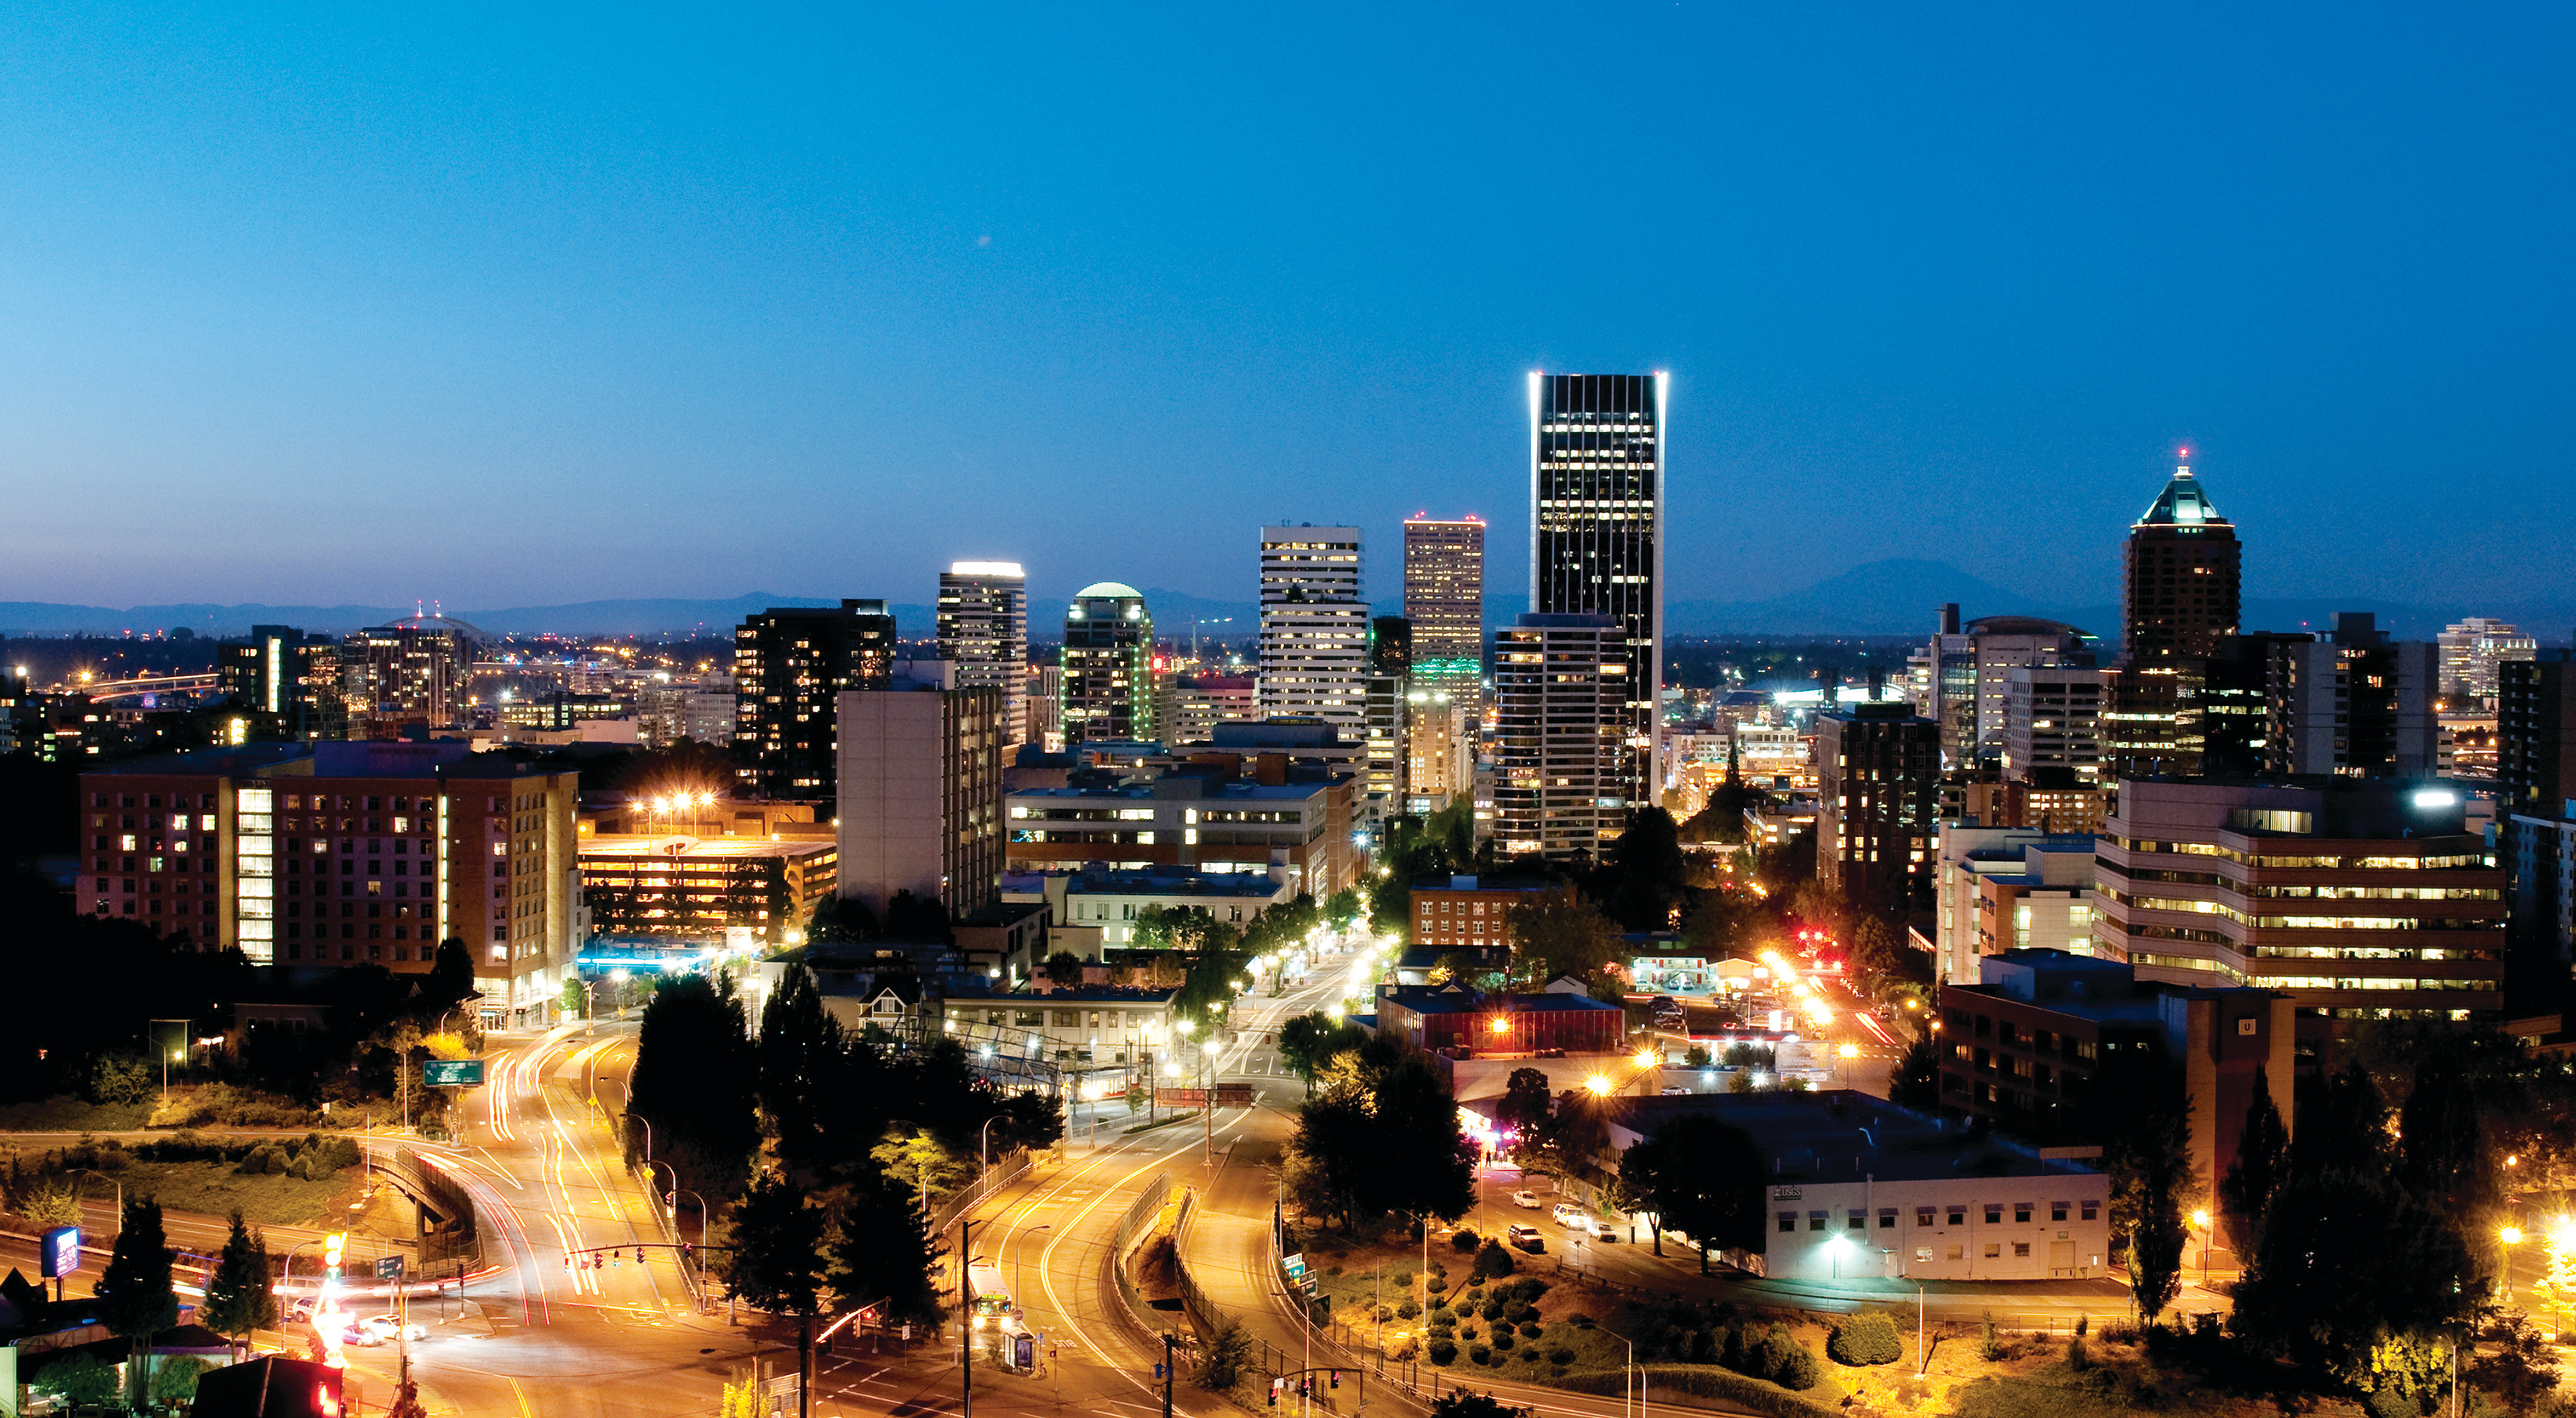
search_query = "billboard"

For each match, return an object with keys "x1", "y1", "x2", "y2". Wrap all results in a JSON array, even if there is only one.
[{"x1": 41, "y1": 1226, "x2": 79, "y2": 1278}]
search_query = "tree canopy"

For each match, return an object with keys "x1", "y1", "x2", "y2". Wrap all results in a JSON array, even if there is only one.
[
  {"x1": 1616, "y1": 1113, "x2": 1764, "y2": 1269},
  {"x1": 1290, "y1": 1033, "x2": 1475, "y2": 1228}
]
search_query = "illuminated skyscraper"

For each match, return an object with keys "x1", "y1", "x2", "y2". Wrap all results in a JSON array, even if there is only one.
[
  {"x1": 1061, "y1": 583, "x2": 1155, "y2": 745},
  {"x1": 937, "y1": 561, "x2": 1028, "y2": 744},
  {"x1": 733, "y1": 600, "x2": 898, "y2": 798},
  {"x1": 1529, "y1": 372, "x2": 1665, "y2": 809},
  {"x1": 2103, "y1": 454, "x2": 2240, "y2": 778},
  {"x1": 1258, "y1": 525, "x2": 1370, "y2": 728},
  {"x1": 1493, "y1": 613, "x2": 1624, "y2": 860},
  {"x1": 1404, "y1": 515, "x2": 1483, "y2": 802}
]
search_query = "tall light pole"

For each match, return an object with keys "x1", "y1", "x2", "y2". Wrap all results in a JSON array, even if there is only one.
[
  {"x1": 2502, "y1": 1225, "x2": 2525, "y2": 1302},
  {"x1": 2190, "y1": 1209, "x2": 2212, "y2": 1288},
  {"x1": 66, "y1": 1170, "x2": 122, "y2": 1239}
]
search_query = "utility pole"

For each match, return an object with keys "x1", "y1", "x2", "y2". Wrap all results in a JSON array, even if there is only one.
[
  {"x1": 960, "y1": 1217, "x2": 974, "y2": 1418},
  {"x1": 1916, "y1": 1282, "x2": 1927, "y2": 1375},
  {"x1": 1162, "y1": 1332, "x2": 1176, "y2": 1418}
]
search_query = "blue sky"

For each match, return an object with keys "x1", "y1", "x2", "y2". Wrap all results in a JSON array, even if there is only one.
[{"x1": 3, "y1": 2, "x2": 2568, "y2": 612}]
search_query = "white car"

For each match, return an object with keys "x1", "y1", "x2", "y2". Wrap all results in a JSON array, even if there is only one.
[
  {"x1": 358, "y1": 1315, "x2": 425, "y2": 1344},
  {"x1": 1510, "y1": 1189, "x2": 1542, "y2": 1209},
  {"x1": 1550, "y1": 1202, "x2": 1589, "y2": 1228},
  {"x1": 1581, "y1": 1217, "x2": 1620, "y2": 1242}
]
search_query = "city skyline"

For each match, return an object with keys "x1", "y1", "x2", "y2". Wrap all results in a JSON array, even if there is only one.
[{"x1": 5, "y1": 8, "x2": 2570, "y2": 611}]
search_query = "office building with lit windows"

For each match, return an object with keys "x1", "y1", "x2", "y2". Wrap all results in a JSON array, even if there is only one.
[
  {"x1": 1404, "y1": 515, "x2": 1485, "y2": 802},
  {"x1": 1530, "y1": 372, "x2": 1664, "y2": 808},
  {"x1": 938, "y1": 561, "x2": 1030, "y2": 745},
  {"x1": 341, "y1": 617, "x2": 479, "y2": 739},
  {"x1": 1493, "y1": 612, "x2": 1625, "y2": 861},
  {"x1": 2092, "y1": 778, "x2": 2506, "y2": 1037},
  {"x1": 80, "y1": 742, "x2": 581, "y2": 1028},
  {"x1": 836, "y1": 662, "x2": 1006, "y2": 921},
  {"x1": 1816, "y1": 704, "x2": 1941, "y2": 908},
  {"x1": 733, "y1": 599, "x2": 898, "y2": 799},
  {"x1": 1061, "y1": 583, "x2": 1155, "y2": 746},
  {"x1": 2439, "y1": 618, "x2": 2538, "y2": 708},
  {"x1": 1258, "y1": 526, "x2": 1370, "y2": 728},
  {"x1": 2102, "y1": 458, "x2": 2241, "y2": 778}
]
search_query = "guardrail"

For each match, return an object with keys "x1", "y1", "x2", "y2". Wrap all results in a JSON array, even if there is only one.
[
  {"x1": 365, "y1": 1144, "x2": 479, "y2": 1268},
  {"x1": 1169, "y1": 1191, "x2": 1223, "y2": 1342},
  {"x1": 928, "y1": 1147, "x2": 1032, "y2": 1238},
  {"x1": 1109, "y1": 1174, "x2": 1177, "y2": 1338}
]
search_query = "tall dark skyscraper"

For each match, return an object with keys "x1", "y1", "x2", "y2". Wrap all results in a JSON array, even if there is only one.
[
  {"x1": 1528, "y1": 372, "x2": 1665, "y2": 808},
  {"x1": 732, "y1": 599, "x2": 897, "y2": 798},
  {"x1": 2104, "y1": 455, "x2": 2241, "y2": 778}
]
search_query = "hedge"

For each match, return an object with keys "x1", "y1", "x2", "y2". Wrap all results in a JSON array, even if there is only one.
[{"x1": 1552, "y1": 1366, "x2": 1842, "y2": 1418}]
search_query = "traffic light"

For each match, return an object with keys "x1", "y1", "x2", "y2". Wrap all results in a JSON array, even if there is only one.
[
  {"x1": 1330, "y1": 1370, "x2": 1340, "y2": 1389},
  {"x1": 1267, "y1": 1379, "x2": 1279, "y2": 1407},
  {"x1": 680, "y1": 1244, "x2": 692, "y2": 1259},
  {"x1": 635, "y1": 1248, "x2": 646, "y2": 1266},
  {"x1": 564, "y1": 1256, "x2": 574, "y2": 1271}
]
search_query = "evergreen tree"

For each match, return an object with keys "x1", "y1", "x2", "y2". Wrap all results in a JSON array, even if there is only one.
[
  {"x1": 729, "y1": 1170, "x2": 828, "y2": 1413},
  {"x1": 2293, "y1": 1060, "x2": 2390, "y2": 1178},
  {"x1": 2105, "y1": 1094, "x2": 2197, "y2": 1325},
  {"x1": 2399, "y1": 1057, "x2": 2497, "y2": 1230},
  {"x1": 93, "y1": 1195, "x2": 179, "y2": 1409},
  {"x1": 828, "y1": 1166, "x2": 945, "y2": 1328},
  {"x1": 200, "y1": 1210, "x2": 278, "y2": 1358},
  {"x1": 1617, "y1": 1113, "x2": 1763, "y2": 1270},
  {"x1": 1886, "y1": 1033, "x2": 1940, "y2": 1110},
  {"x1": 756, "y1": 962, "x2": 843, "y2": 1175},
  {"x1": 629, "y1": 970, "x2": 760, "y2": 1198},
  {"x1": 2218, "y1": 1067, "x2": 2289, "y2": 1257}
]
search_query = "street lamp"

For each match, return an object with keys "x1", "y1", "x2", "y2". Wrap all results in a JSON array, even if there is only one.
[
  {"x1": 66, "y1": 1169, "x2": 122, "y2": 1238},
  {"x1": 2190, "y1": 1209, "x2": 2213, "y2": 1285},
  {"x1": 2502, "y1": 1225, "x2": 2525, "y2": 1302}
]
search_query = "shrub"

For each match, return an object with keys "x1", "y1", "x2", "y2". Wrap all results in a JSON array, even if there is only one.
[
  {"x1": 2067, "y1": 1336, "x2": 2090, "y2": 1372},
  {"x1": 1468, "y1": 1344, "x2": 1493, "y2": 1366},
  {"x1": 1980, "y1": 1311, "x2": 2004, "y2": 1362},
  {"x1": 1397, "y1": 1298, "x2": 1421, "y2": 1319},
  {"x1": 1520, "y1": 1322, "x2": 1542, "y2": 1339},
  {"x1": 1450, "y1": 1230, "x2": 1482, "y2": 1252},
  {"x1": 1427, "y1": 1274, "x2": 1450, "y2": 1295},
  {"x1": 1471, "y1": 1239, "x2": 1517, "y2": 1281},
  {"x1": 1482, "y1": 1299, "x2": 1510, "y2": 1321},
  {"x1": 1827, "y1": 1311, "x2": 1902, "y2": 1367},
  {"x1": 88, "y1": 1056, "x2": 154, "y2": 1106},
  {"x1": 235, "y1": 1145, "x2": 286, "y2": 1175},
  {"x1": 1570, "y1": 1313, "x2": 1595, "y2": 1329},
  {"x1": 1760, "y1": 1331, "x2": 1821, "y2": 1391},
  {"x1": 1194, "y1": 1319, "x2": 1252, "y2": 1390},
  {"x1": 1550, "y1": 1348, "x2": 1576, "y2": 1366},
  {"x1": 1428, "y1": 1339, "x2": 1458, "y2": 1366},
  {"x1": 2073, "y1": 1314, "x2": 2087, "y2": 1338},
  {"x1": 1462, "y1": 1286, "x2": 1484, "y2": 1308},
  {"x1": 1508, "y1": 1303, "x2": 1539, "y2": 1325},
  {"x1": 1493, "y1": 1331, "x2": 1514, "y2": 1352}
]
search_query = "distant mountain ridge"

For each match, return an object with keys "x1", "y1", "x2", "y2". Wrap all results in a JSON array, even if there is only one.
[{"x1": 2, "y1": 561, "x2": 2565, "y2": 645}]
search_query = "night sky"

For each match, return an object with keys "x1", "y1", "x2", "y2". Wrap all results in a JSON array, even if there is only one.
[{"x1": 4, "y1": 3, "x2": 2567, "y2": 612}]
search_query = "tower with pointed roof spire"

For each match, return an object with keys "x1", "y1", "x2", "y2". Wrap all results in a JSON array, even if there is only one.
[
  {"x1": 2103, "y1": 454, "x2": 2243, "y2": 778},
  {"x1": 2121, "y1": 454, "x2": 2241, "y2": 662}
]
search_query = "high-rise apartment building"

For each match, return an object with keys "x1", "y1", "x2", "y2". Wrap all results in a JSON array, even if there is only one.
[
  {"x1": 1155, "y1": 674, "x2": 1258, "y2": 749},
  {"x1": 2094, "y1": 778, "x2": 2504, "y2": 1034},
  {"x1": 2500, "y1": 653, "x2": 2576, "y2": 1006},
  {"x1": 836, "y1": 663, "x2": 1005, "y2": 921},
  {"x1": 219, "y1": 625, "x2": 343, "y2": 739},
  {"x1": 1816, "y1": 704, "x2": 1941, "y2": 908},
  {"x1": 938, "y1": 562, "x2": 1029, "y2": 745},
  {"x1": 1530, "y1": 372, "x2": 1665, "y2": 809},
  {"x1": 732, "y1": 600, "x2": 898, "y2": 800},
  {"x1": 1361, "y1": 616, "x2": 1411, "y2": 830},
  {"x1": 2263, "y1": 613, "x2": 2443, "y2": 778},
  {"x1": 1404, "y1": 515, "x2": 1485, "y2": 804},
  {"x1": 1493, "y1": 613, "x2": 1625, "y2": 861},
  {"x1": 1061, "y1": 583, "x2": 1155, "y2": 746},
  {"x1": 342, "y1": 618, "x2": 477, "y2": 739},
  {"x1": 80, "y1": 742, "x2": 581, "y2": 1026},
  {"x1": 637, "y1": 673, "x2": 737, "y2": 748},
  {"x1": 2104, "y1": 458, "x2": 2241, "y2": 778},
  {"x1": 1258, "y1": 526, "x2": 1370, "y2": 727},
  {"x1": 2438, "y1": 618, "x2": 2538, "y2": 707}
]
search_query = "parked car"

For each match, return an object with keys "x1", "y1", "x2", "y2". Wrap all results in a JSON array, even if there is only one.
[
  {"x1": 1510, "y1": 1190, "x2": 1542, "y2": 1209},
  {"x1": 1506, "y1": 1224, "x2": 1545, "y2": 1253}
]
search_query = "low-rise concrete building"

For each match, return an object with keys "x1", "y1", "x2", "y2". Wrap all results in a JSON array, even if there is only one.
[
  {"x1": 1601, "y1": 1091, "x2": 2112, "y2": 1282},
  {"x1": 1371, "y1": 982, "x2": 1626, "y2": 1055}
]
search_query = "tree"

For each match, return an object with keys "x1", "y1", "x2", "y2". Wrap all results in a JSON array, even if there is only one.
[
  {"x1": 93, "y1": 1195, "x2": 180, "y2": 1409},
  {"x1": 1503, "y1": 892, "x2": 1623, "y2": 986},
  {"x1": 1617, "y1": 1113, "x2": 1764, "y2": 1271},
  {"x1": 201, "y1": 1210, "x2": 278, "y2": 1357},
  {"x1": 628, "y1": 970, "x2": 760, "y2": 1198},
  {"x1": 1278, "y1": 1011, "x2": 1368, "y2": 1091},
  {"x1": 1044, "y1": 951, "x2": 1086, "y2": 986},
  {"x1": 1429, "y1": 1389, "x2": 1530, "y2": 1418},
  {"x1": 2399, "y1": 1056, "x2": 2496, "y2": 1231},
  {"x1": 756, "y1": 963, "x2": 844, "y2": 1175},
  {"x1": 2470, "y1": 1313, "x2": 2561, "y2": 1416},
  {"x1": 1848, "y1": 915, "x2": 1914, "y2": 990},
  {"x1": 559, "y1": 978, "x2": 588, "y2": 1019},
  {"x1": 424, "y1": 935, "x2": 478, "y2": 1014},
  {"x1": 828, "y1": 1167, "x2": 945, "y2": 1329},
  {"x1": 1493, "y1": 1068, "x2": 1553, "y2": 1152},
  {"x1": 1886, "y1": 1034, "x2": 1939, "y2": 1110},
  {"x1": 1600, "y1": 807, "x2": 1687, "y2": 932},
  {"x1": 2293, "y1": 1060, "x2": 2391, "y2": 1178},
  {"x1": 33, "y1": 1353, "x2": 121, "y2": 1409},
  {"x1": 1290, "y1": 1034, "x2": 1475, "y2": 1228},
  {"x1": 808, "y1": 893, "x2": 878, "y2": 945},
  {"x1": 729, "y1": 1170, "x2": 828, "y2": 1413},
  {"x1": 2105, "y1": 1095, "x2": 2196, "y2": 1324},
  {"x1": 2217, "y1": 1067, "x2": 2289, "y2": 1258},
  {"x1": 2230, "y1": 1165, "x2": 2479, "y2": 1387},
  {"x1": 1324, "y1": 887, "x2": 1364, "y2": 930},
  {"x1": 152, "y1": 1356, "x2": 213, "y2": 1406},
  {"x1": 1195, "y1": 1317, "x2": 1254, "y2": 1389},
  {"x1": 872, "y1": 1127, "x2": 972, "y2": 1213}
]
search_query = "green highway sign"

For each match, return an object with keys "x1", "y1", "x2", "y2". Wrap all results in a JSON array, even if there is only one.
[
  {"x1": 376, "y1": 1256, "x2": 404, "y2": 1280},
  {"x1": 422, "y1": 1060, "x2": 485, "y2": 1087}
]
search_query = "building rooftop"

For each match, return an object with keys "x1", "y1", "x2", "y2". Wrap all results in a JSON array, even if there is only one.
[
  {"x1": 2136, "y1": 465, "x2": 2226, "y2": 527},
  {"x1": 1379, "y1": 985, "x2": 1620, "y2": 1017},
  {"x1": 87, "y1": 741, "x2": 570, "y2": 780},
  {"x1": 579, "y1": 835, "x2": 836, "y2": 861},
  {"x1": 1010, "y1": 779, "x2": 1323, "y2": 803},
  {"x1": 1062, "y1": 868, "x2": 1288, "y2": 899},
  {"x1": 1614, "y1": 1090, "x2": 2097, "y2": 1183},
  {"x1": 1410, "y1": 874, "x2": 1561, "y2": 892}
]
